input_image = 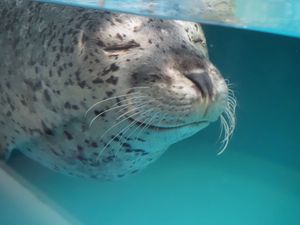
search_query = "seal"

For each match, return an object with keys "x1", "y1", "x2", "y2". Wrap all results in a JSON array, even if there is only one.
[{"x1": 0, "y1": 0, "x2": 236, "y2": 180}]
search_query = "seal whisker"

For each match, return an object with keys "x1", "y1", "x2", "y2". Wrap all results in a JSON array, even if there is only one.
[
  {"x1": 111, "y1": 95, "x2": 149, "y2": 112},
  {"x1": 117, "y1": 98, "x2": 162, "y2": 125},
  {"x1": 172, "y1": 111, "x2": 187, "y2": 137},
  {"x1": 115, "y1": 100, "x2": 156, "y2": 121},
  {"x1": 127, "y1": 107, "x2": 162, "y2": 144},
  {"x1": 96, "y1": 107, "x2": 154, "y2": 161},
  {"x1": 219, "y1": 115, "x2": 229, "y2": 149},
  {"x1": 115, "y1": 101, "x2": 164, "y2": 158},
  {"x1": 134, "y1": 109, "x2": 163, "y2": 139},
  {"x1": 217, "y1": 88, "x2": 237, "y2": 155},
  {"x1": 93, "y1": 100, "x2": 153, "y2": 150},
  {"x1": 85, "y1": 92, "x2": 141, "y2": 119},
  {"x1": 129, "y1": 110, "x2": 166, "y2": 166},
  {"x1": 119, "y1": 86, "x2": 150, "y2": 93},
  {"x1": 113, "y1": 109, "x2": 157, "y2": 159},
  {"x1": 129, "y1": 109, "x2": 161, "y2": 140},
  {"x1": 93, "y1": 98, "x2": 154, "y2": 145},
  {"x1": 89, "y1": 96, "x2": 149, "y2": 131},
  {"x1": 88, "y1": 95, "x2": 149, "y2": 128},
  {"x1": 114, "y1": 109, "x2": 160, "y2": 160},
  {"x1": 84, "y1": 86, "x2": 150, "y2": 118},
  {"x1": 88, "y1": 104, "x2": 130, "y2": 128},
  {"x1": 224, "y1": 79, "x2": 235, "y2": 89}
]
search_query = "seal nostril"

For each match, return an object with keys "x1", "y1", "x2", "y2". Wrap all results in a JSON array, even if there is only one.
[{"x1": 186, "y1": 72, "x2": 214, "y2": 99}]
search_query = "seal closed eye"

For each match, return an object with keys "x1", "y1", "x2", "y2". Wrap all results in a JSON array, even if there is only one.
[
  {"x1": 104, "y1": 40, "x2": 141, "y2": 51},
  {"x1": 0, "y1": 0, "x2": 236, "y2": 180}
]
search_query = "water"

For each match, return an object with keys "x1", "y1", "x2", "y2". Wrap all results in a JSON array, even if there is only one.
[
  {"x1": 1, "y1": 1, "x2": 300, "y2": 225},
  {"x1": 37, "y1": 0, "x2": 300, "y2": 38}
]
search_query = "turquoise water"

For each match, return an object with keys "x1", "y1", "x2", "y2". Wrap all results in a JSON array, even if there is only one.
[{"x1": 2, "y1": 22, "x2": 300, "y2": 224}]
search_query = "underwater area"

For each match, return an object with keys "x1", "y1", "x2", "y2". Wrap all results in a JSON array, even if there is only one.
[{"x1": 1, "y1": 1, "x2": 300, "y2": 225}]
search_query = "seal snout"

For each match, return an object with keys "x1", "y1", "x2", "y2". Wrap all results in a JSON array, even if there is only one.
[
  {"x1": 180, "y1": 65, "x2": 229, "y2": 124},
  {"x1": 186, "y1": 71, "x2": 214, "y2": 99}
]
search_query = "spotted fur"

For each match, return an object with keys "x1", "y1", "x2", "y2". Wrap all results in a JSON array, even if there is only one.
[{"x1": 0, "y1": 0, "x2": 234, "y2": 180}]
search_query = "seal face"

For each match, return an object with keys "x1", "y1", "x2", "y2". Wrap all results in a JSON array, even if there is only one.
[{"x1": 0, "y1": 1, "x2": 236, "y2": 180}]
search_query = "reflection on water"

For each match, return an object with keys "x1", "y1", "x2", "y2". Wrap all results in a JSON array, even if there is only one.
[{"x1": 37, "y1": 0, "x2": 300, "y2": 37}]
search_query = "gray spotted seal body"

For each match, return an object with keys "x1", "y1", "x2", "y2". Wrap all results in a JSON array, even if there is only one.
[{"x1": 0, "y1": 0, "x2": 235, "y2": 180}]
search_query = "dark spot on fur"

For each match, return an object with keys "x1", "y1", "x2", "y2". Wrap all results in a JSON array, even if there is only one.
[
  {"x1": 81, "y1": 33, "x2": 89, "y2": 44},
  {"x1": 64, "y1": 131, "x2": 73, "y2": 140},
  {"x1": 131, "y1": 170, "x2": 139, "y2": 174},
  {"x1": 41, "y1": 121, "x2": 54, "y2": 136},
  {"x1": 110, "y1": 63, "x2": 119, "y2": 72},
  {"x1": 116, "y1": 33, "x2": 123, "y2": 40},
  {"x1": 91, "y1": 142, "x2": 98, "y2": 148},
  {"x1": 6, "y1": 81, "x2": 11, "y2": 89},
  {"x1": 137, "y1": 138, "x2": 146, "y2": 142},
  {"x1": 78, "y1": 80, "x2": 86, "y2": 88},
  {"x1": 96, "y1": 40, "x2": 104, "y2": 47},
  {"x1": 64, "y1": 102, "x2": 71, "y2": 109},
  {"x1": 103, "y1": 155, "x2": 115, "y2": 163},
  {"x1": 102, "y1": 63, "x2": 119, "y2": 76},
  {"x1": 106, "y1": 76, "x2": 119, "y2": 85},
  {"x1": 44, "y1": 90, "x2": 51, "y2": 102},
  {"x1": 55, "y1": 53, "x2": 61, "y2": 62},
  {"x1": 94, "y1": 110, "x2": 101, "y2": 116},
  {"x1": 20, "y1": 99, "x2": 27, "y2": 106},
  {"x1": 94, "y1": 109, "x2": 105, "y2": 117},
  {"x1": 106, "y1": 91, "x2": 114, "y2": 97},
  {"x1": 92, "y1": 78, "x2": 104, "y2": 84},
  {"x1": 133, "y1": 149, "x2": 144, "y2": 153},
  {"x1": 76, "y1": 155, "x2": 86, "y2": 161},
  {"x1": 77, "y1": 145, "x2": 84, "y2": 151},
  {"x1": 122, "y1": 143, "x2": 131, "y2": 149},
  {"x1": 24, "y1": 79, "x2": 42, "y2": 91},
  {"x1": 72, "y1": 105, "x2": 79, "y2": 110}
]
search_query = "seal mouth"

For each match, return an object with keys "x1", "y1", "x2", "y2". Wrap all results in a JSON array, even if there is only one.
[{"x1": 128, "y1": 117, "x2": 209, "y2": 131}]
